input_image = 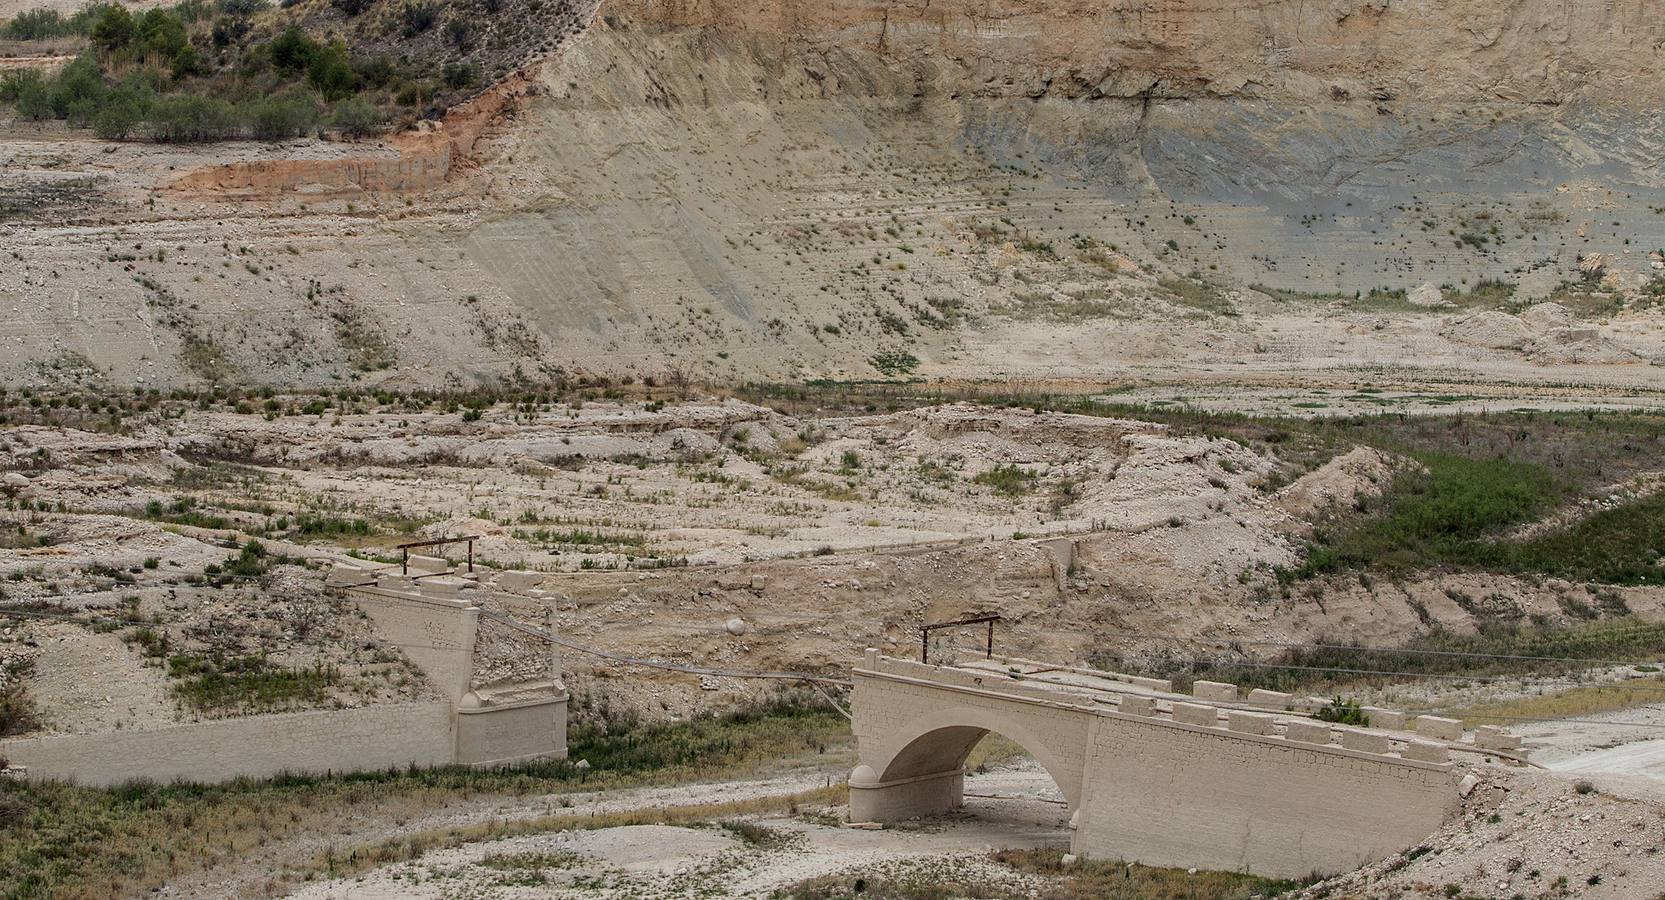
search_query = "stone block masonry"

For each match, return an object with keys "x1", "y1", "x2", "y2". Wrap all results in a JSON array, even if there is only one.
[
  {"x1": 849, "y1": 654, "x2": 1465, "y2": 879},
  {"x1": 0, "y1": 702, "x2": 452, "y2": 787},
  {"x1": 1, "y1": 566, "x2": 568, "y2": 786}
]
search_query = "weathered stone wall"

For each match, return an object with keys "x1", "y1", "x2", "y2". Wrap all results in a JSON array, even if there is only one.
[
  {"x1": 0, "y1": 701, "x2": 452, "y2": 787},
  {"x1": 1077, "y1": 712, "x2": 1458, "y2": 878},
  {"x1": 346, "y1": 577, "x2": 480, "y2": 702},
  {"x1": 456, "y1": 697, "x2": 568, "y2": 766}
]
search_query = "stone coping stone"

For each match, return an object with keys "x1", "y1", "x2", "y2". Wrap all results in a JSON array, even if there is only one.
[
  {"x1": 1171, "y1": 702, "x2": 1222, "y2": 727},
  {"x1": 1339, "y1": 729, "x2": 1392, "y2": 754},
  {"x1": 1414, "y1": 715, "x2": 1463, "y2": 741},
  {"x1": 1192, "y1": 680, "x2": 1240, "y2": 702},
  {"x1": 1403, "y1": 740, "x2": 1450, "y2": 763},
  {"x1": 1227, "y1": 710, "x2": 1275, "y2": 735},
  {"x1": 1362, "y1": 707, "x2": 1407, "y2": 730},
  {"x1": 1285, "y1": 720, "x2": 1334, "y2": 745},
  {"x1": 1246, "y1": 688, "x2": 1293, "y2": 709}
]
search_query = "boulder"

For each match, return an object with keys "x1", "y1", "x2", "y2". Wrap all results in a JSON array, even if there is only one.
[
  {"x1": 1519, "y1": 302, "x2": 1574, "y2": 329},
  {"x1": 1408, "y1": 283, "x2": 1447, "y2": 307}
]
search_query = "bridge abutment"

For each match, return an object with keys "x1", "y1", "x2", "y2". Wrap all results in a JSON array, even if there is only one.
[{"x1": 848, "y1": 764, "x2": 966, "y2": 821}]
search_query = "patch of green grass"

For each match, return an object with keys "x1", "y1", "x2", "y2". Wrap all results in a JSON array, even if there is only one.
[
  {"x1": 515, "y1": 527, "x2": 648, "y2": 548},
  {"x1": 1444, "y1": 279, "x2": 1516, "y2": 307},
  {"x1": 1492, "y1": 492, "x2": 1665, "y2": 585},
  {"x1": 870, "y1": 349, "x2": 920, "y2": 376},
  {"x1": 0, "y1": 698, "x2": 849, "y2": 898},
  {"x1": 1127, "y1": 618, "x2": 1665, "y2": 696},
  {"x1": 1294, "y1": 452, "x2": 1558, "y2": 578},
  {"x1": 1543, "y1": 278, "x2": 1628, "y2": 319},
  {"x1": 783, "y1": 849, "x2": 1306, "y2": 899},
  {"x1": 972, "y1": 464, "x2": 1037, "y2": 497},
  {"x1": 0, "y1": 655, "x2": 38, "y2": 737},
  {"x1": 996, "y1": 849, "x2": 1308, "y2": 899},
  {"x1": 142, "y1": 496, "x2": 230, "y2": 530},
  {"x1": 291, "y1": 514, "x2": 371, "y2": 538},
  {"x1": 1294, "y1": 451, "x2": 1664, "y2": 585},
  {"x1": 1158, "y1": 277, "x2": 1235, "y2": 316},
  {"x1": 167, "y1": 654, "x2": 337, "y2": 715}
]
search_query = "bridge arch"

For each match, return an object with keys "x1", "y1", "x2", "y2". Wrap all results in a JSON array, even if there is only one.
[{"x1": 849, "y1": 687, "x2": 1091, "y2": 823}]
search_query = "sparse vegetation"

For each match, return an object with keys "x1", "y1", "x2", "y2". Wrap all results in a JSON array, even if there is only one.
[
  {"x1": 973, "y1": 464, "x2": 1037, "y2": 498},
  {"x1": 0, "y1": 697, "x2": 848, "y2": 897}
]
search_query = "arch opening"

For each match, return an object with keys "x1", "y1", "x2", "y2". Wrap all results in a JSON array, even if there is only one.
[{"x1": 852, "y1": 723, "x2": 1073, "y2": 846}]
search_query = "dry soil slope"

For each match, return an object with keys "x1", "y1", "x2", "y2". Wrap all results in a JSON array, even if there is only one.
[{"x1": 4, "y1": 0, "x2": 1665, "y2": 388}]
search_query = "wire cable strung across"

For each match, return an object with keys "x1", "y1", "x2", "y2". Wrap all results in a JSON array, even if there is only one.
[{"x1": 477, "y1": 608, "x2": 853, "y2": 687}]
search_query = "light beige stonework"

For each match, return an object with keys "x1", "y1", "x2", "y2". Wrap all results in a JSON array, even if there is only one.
[
  {"x1": 1414, "y1": 715, "x2": 1464, "y2": 741},
  {"x1": 1363, "y1": 706, "x2": 1408, "y2": 730},
  {"x1": 2, "y1": 566, "x2": 570, "y2": 786},
  {"x1": 1191, "y1": 680, "x2": 1239, "y2": 702},
  {"x1": 849, "y1": 654, "x2": 1462, "y2": 879},
  {"x1": 0, "y1": 702, "x2": 452, "y2": 787}
]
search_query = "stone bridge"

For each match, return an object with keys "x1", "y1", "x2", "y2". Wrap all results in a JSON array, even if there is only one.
[{"x1": 848, "y1": 650, "x2": 1522, "y2": 878}]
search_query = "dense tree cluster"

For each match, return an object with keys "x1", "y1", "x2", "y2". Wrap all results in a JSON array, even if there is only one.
[{"x1": 0, "y1": 0, "x2": 484, "y2": 143}]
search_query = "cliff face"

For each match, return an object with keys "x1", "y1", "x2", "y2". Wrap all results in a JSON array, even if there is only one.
[
  {"x1": 4, "y1": 0, "x2": 1664, "y2": 390},
  {"x1": 612, "y1": 0, "x2": 1665, "y2": 105}
]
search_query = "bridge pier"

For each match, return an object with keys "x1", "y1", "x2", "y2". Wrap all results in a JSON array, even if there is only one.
[{"x1": 848, "y1": 764, "x2": 965, "y2": 822}]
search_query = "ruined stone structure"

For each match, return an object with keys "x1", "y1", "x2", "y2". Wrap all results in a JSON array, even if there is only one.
[
  {"x1": 0, "y1": 561, "x2": 567, "y2": 786},
  {"x1": 849, "y1": 651, "x2": 1519, "y2": 878},
  {"x1": 336, "y1": 558, "x2": 570, "y2": 768}
]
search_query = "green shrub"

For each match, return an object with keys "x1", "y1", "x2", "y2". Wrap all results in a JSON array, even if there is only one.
[
  {"x1": 329, "y1": 95, "x2": 381, "y2": 138},
  {"x1": 267, "y1": 25, "x2": 319, "y2": 75},
  {"x1": 1314, "y1": 697, "x2": 1369, "y2": 726},
  {"x1": 399, "y1": 1, "x2": 436, "y2": 37},
  {"x1": 0, "y1": 69, "x2": 52, "y2": 120},
  {"x1": 245, "y1": 89, "x2": 319, "y2": 141},
  {"x1": 148, "y1": 93, "x2": 237, "y2": 142},
  {"x1": 136, "y1": 8, "x2": 189, "y2": 58},
  {"x1": 1, "y1": 7, "x2": 74, "y2": 40},
  {"x1": 973, "y1": 463, "x2": 1037, "y2": 497},
  {"x1": 305, "y1": 41, "x2": 356, "y2": 99},
  {"x1": 49, "y1": 53, "x2": 106, "y2": 118},
  {"x1": 88, "y1": 3, "x2": 135, "y2": 51},
  {"x1": 92, "y1": 88, "x2": 149, "y2": 139},
  {"x1": 440, "y1": 60, "x2": 474, "y2": 89}
]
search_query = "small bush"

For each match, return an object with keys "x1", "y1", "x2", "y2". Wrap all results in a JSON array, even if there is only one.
[
  {"x1": 399, "y1": 1, "x2": 436, "y2": 37},
  {"x1": 148, "y1": 93, "x2": 238, "y2": 142},
  {"x1": 245, "y1": 90, "x2": 319, "y2": 141},
  {"x1": 330, "y1": 96, "x2": 382, "y2": 138},
  {"x1": 1313, "y1": 696, "x2": 1370, "y2": 726},
  {"x1": 973, "y1": 463, "x2": 1037, "y2": 497}
]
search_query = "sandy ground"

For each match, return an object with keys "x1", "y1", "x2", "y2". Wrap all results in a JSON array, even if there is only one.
[
  {"x1": 24, "y1": 621, "x2": 176, "y2": 734},
  {"x1": 278, "y1": 763, "x2": 1069, "y2": 900}
]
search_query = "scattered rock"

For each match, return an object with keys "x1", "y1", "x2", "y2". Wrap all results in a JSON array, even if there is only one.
[{"x1": 1408, "y1": 283, "x2": 1448, "y2": 307}]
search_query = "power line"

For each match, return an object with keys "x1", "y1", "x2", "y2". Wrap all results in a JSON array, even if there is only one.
[
  {"x1": 478, "y1": 608, "x2": 853, "y2": 688},
  {"x1": 1106, "y1": 628, "x2": 1665, "y2": 670},
  {"x1": 1042, "y1": 650, "x2": 1663, "y2": 686},
  {"x1": 0, "y1": 605, "x2": 468, "y2": 657},
  {"x1": 932, "y1": 638, "x2": 1665, "y2": 728}
]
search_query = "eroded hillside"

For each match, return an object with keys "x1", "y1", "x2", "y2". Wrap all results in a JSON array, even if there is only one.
[{"x1": 2, "y1": 0, "x2": 1663, "y2": 391}]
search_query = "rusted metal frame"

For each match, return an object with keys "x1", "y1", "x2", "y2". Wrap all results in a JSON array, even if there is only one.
[
  {"x1": 394, "y1": 535, "x2": 481, "y2": 575},
  {"x1": 920, "y1": 613, "x2": 1002, "y2": 664}
]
